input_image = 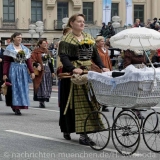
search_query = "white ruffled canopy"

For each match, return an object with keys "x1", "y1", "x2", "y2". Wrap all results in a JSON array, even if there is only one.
[{"x1": 110, "y1": 27, "x2": 160, "y2": 51}]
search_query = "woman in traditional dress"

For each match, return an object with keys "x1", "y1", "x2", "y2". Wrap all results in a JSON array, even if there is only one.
[
  {"x1": 3, "y1": 32, "x2": 35, "y2": 115},
  {"x1": 58, "y1": 13, "x2": 109, "y2": 145},
  {"x1": 31, "y1": 39, "x2": 55, "y2": 108}
]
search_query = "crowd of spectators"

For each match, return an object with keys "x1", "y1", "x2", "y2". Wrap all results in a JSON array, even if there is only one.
[
  {"x1": 99, "y1": 22, "x2": 115, "y2": 40},
  {"x1": 133, "y1": 17, "x2": 160, "y2": 65},
  {"x1": 98, "y1": 18, "x2": 160, "y2": 68},
  {"x1": 149, "y1": 18, "x2": 160, "y2": 31},
  {"x1": 135, "y1": 17, "x2": 160, "y2": 32}
]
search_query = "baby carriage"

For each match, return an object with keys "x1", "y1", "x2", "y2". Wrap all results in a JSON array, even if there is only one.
[
  {"x1": 84, "y1": 65, "x2": 160, "y2": 156},
  {"x1": 84, "y1": 27, "x2": 160, "y2": 156}
]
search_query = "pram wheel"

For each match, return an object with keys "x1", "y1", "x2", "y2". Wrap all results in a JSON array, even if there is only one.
[
  {"x1": 84, "y1": 111, "x2": 110, "y2": 151},
  {"x1": 143, "y1": 111, "x2": 160, "y2": 152},
  {"x1": 112, "y1": 113, "x2": 141, "y2": 156},
  {"x1": 112, "y1": 108, "x2": 143, "y2": 129}
]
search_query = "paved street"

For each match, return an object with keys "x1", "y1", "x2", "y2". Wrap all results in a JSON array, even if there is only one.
[{"x1": 0, "y1": 88, "x2": 160, "y2": 160}]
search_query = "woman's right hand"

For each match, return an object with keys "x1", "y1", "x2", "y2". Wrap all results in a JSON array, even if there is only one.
[
  {"x1": 3, "y1": 75, "x2": 7, "y2": 81},
  {"x1": 73, "y1": 68, "x2": 83, "y2": 74}
]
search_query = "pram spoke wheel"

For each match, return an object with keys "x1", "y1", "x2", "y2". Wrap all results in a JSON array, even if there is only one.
[
  {"x1": 112, "y1": 113, "x2": 141, "y2": 156},
  {"x1": 113, "y1": 108, "x2": 143, "y2": 129},
  {"x1": 143, "y1": 111, "x2": 160, "y2": 152},
  {"x1": 84, "y1": 111, "x2": 110, "y2": 151}
]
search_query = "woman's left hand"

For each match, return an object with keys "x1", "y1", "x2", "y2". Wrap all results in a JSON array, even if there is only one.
[
  {"x1": 52, "y1": 73, "x2": 55, "y2": 77},
  {"x1": 102, "y1": 68, "x2": 110, "y2": 72},
  {"x1": 31, "y1": 73, "x2": 35, "y2": 79}
]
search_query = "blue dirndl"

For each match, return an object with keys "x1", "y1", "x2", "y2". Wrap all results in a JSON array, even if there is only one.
[{"x1": 9, "y1": 62, "x2": 31, "y2": 106}]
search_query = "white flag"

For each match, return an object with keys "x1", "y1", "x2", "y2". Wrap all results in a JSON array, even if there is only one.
[
  {"x1": 102, "y1": 0, "x2": 112, "y2": 24},
  {"x1": 126, "y1": 0, "x2": 133, "y2": 26}
]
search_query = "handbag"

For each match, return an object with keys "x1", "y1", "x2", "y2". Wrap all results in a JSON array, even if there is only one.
[
  {"x1": 33, "y1": 67, "x2": 39, "y2": 76},
  {"x1": 1, "y1": 84, "x2": 7, "y2": 95},
  {"x1": 1, "y1": 81, "x2": 12, "y2": 95}
]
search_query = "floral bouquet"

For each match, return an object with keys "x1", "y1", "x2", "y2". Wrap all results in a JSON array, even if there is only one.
[
  {"x1": 78, "y1": 38, "x2": 95, "y2": 60},
  {"x1": 17, "y1": 50, "x2": 25, "y2": 57},
  {"x1": 41, "y1": 53, "x2": 51, "y2": 62},
  {"x1": 79, "y1": 38, "x2": 95, "y2": 48},
  {"x1": 16, "y1": 50, "x2": 26, "y2": 63}
]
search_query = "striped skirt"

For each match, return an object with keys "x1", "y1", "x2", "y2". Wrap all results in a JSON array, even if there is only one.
[{"x1": 35, "y1": 65, "x2": 52, "y2": 102}]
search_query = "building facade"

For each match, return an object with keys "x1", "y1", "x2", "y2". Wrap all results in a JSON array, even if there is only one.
[
  {"x1": 0, "y1": 0, "x2": 104, "y2": 46},
  {"x1": 111, "y1": 0, "x2": 160, "y2": 26},
  {"x1": 0, "y1": 0, "x2": 159, "y2": 46}
]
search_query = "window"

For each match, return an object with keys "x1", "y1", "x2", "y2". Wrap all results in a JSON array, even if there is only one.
[
  {"x1": 57, "y1": 2, "x2": 68, "y2": 20},
  {"x1": 111, "y1": 3, "x2": 119, "y2": 19},
  {"x1": 57, "y1": 2, "x2": 68, "y2": 29},
  {"x1": 83, "y1": 2, "x2": 93, "y2": 24},
  {"x1": 31, "y1": 0, "x2": 42, "y2": 23},
  {"x1": 3, "y1": 0, "x2": 15, "y2": 22},
  {"x1": 134, "y1": 5, "x2": 144, "y2": 23}
]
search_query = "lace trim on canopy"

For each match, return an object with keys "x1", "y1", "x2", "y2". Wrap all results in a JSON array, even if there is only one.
[{"x1": 88, "y1": 65, "x2": 160, "y2": 86}]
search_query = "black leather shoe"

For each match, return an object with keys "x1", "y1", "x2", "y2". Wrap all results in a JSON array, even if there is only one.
[
  {"x1": 79, "y1": 138, "x2": 96, "y2": 146},
  {"x1": 15, "y1": 109, "x2": 21, "y2": 115},
  {"x1": 63, "y1": 133, "x2": 71, "y2": 140},
  {"x1": 39, "y1": 102, "x2": 45, "y2": 108},
  {"x1": 102, "y1": 106, "x2": 109, "y2": 112}
]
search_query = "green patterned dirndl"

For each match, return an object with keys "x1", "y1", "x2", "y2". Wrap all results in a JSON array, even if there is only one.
[{"x1": 66, "y1": 60, "x2": 104, "y2": 133}]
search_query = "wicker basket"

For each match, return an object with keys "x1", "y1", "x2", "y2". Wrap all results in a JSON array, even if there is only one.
[{"x1": 89, "y1": 79, "x2": 160, "y2": 109}]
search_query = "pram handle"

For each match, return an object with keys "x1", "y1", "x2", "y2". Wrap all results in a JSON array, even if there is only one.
[{"x1": 58, "y1": 71, "x2": 88, "y2": 79}]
